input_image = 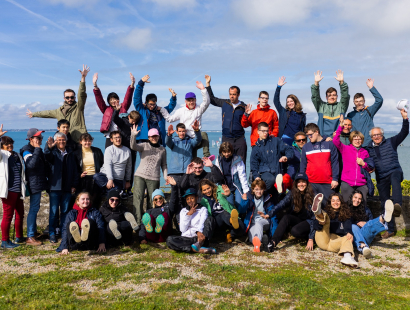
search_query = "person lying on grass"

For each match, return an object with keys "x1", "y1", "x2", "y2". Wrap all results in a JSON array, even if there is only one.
[{"x1": 57, "y1": 192, "x2": 106, "y2": 255}]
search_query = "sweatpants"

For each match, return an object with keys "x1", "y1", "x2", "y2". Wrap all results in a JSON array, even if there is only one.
[
  {"x1": 222, "y1": 135, "x2": 247, "y2": 166},
  {"x1": 132, "y1": 175, "x2": 159, "y2": 225},
  {"x1": 311, "y1": 183, "x2": 334, "y2": 206},
  {"x1": 271, "y1": 214, "x2": 311, "y2": 245},
  {"x1": 1, "y1": 191, "x2": 24, "y2": 241},
  {"x1": 168, "y1": 174, "x2": 184, "y2": 218},
  {"x1": 193, "y1": 131, "x2": 211, "y2": 158},
  {"x1": 248, "y1": 218, "x2": 270, "y2": 242},
  {"x1": 143, "y1": 211, "x2": 172, "y2": 243},
  {"x1": 213, "y1": 211, "x2": 245, "y2": 239},
  {"x1": 105, "y1": 220, "x2": 133, "y2": 246},
  {"x1": 341, "y1": 182, "x2": 368, "y2": 205},
  {"x1": 314, "y1": 212, "x2": 354, "y2": 255},
  {"x1": 66, "y1": 219, "x2": 99, "y2": 251}
]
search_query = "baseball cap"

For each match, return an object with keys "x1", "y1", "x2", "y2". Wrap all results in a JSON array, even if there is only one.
[
  {"x1": 294, "y1": 172, "x2": 308, "y2": 182},
  {"x1": 148, "y1": 128, "x2": 160, "y2": 137},
  {"x1": 26, "y1": 128, "x2": 45, "y2": 140},
  {"x1": 185, "y1": 92, "x2": 196, "y2": 99}
]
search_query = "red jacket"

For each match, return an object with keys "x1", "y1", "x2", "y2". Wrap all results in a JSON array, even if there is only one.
[
  {"x1": 241, "y1": 104, "x2": 279, "y2": 146},
  {"x1": 94, "y1": 86, "x2": 134, "y2": 133}
]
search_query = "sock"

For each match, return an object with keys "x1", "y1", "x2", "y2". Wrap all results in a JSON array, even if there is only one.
[{"x1": 343, "y1": 252, "x2": 352, "y2": 258}]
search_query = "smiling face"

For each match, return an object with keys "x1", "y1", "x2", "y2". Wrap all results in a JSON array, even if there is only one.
[
  {"x1": 185, "y1": 98, "x2": 196, "y2": 109},
  {"x1": 352, "y1": 193, "x2": 362, "y2": 207},
  {"x1": 295, "y1": 134, "x2": 307, "y2": 149},
  {"x1": 110, "y1": 133, "x2": 122, "y2": 147},
  {"x1": 229, "y1": 88, "x2": 239, "y2": 104},
  {"x1": 185, "y1": 195, "x2": 197, "y2": 207},
  {"x1": 354, "y1": 96, "x2": 365, "y2": 111},
  {"x1": 176, "y1": 127, "x2": 186, "y2": 139},
  {"x1": 58, "y1": 124, "x2": 70, "y2": 135},
  {"x1": 1, "y1": 142, "x2": 13, "y2": 152},
  {"x1": 306, "y1": 130, "x2": 319, "y2": 143},
  {"x1": 109, "y1": 196, "x2": 120, "y2": 209},
  {"x1": 259, "y1": 94, "x2": 269, "y2": 108},
  {"x1": 147, "y1": 100, "x2": 157, "y2": 111},
  {"x1": 331, "y1": 195, "x2": 341, "y2": 210},
  {"x1": 201, "y1": 184, "x2": 213, "y2": 197},
  {"x1": 109, "y1": 97, "x2": 119, "y2": 108},
  {"x1": 80, "y1": 138, "x2": 92, "y2": 149},
  {"x1": 343, "y1": 119, "x2": 352, "y2": 134},
  {"x1": 192, "y1": 162, "x2": 204, "y2": 176},
  {"x1": 222, "y1": 151, "x2": 232, "y2": 159},
  {"x1": 77, "y1": 193, "x2": 90, "y2": 209},
  {"x1": 326, "y1": 91, "x2": 338, "y2": 104},
  {"x1": 148, "y1": 135, "x2": 160, "y2": 144},
  {"x1": 296, "y1": 180, "x2": 307, "y2": 192},
  {"x1": 371, "y1": 128, "x2": 383, "y2": 144},
  {"x1": 153, "y1": 195, "x2": 164, "y2": 207},
  {"x1": 286, "y1": 97, "x2": 295, "y2": 110},
  {"x1": 352, "y1": 136, "x2": 363, "y2": 148},
  {"x1": 55, "y1": 136, "x2": 67, "y2": 151},
  {"x1": 253, "y1": 185, "x2": 264, "y2": 199}
]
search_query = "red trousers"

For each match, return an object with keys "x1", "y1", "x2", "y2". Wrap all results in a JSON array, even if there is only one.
[{"x1": 1, "y1": 191, "x2": 24, "y2": 241}]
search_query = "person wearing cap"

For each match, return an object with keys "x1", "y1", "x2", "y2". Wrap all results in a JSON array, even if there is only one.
[
  {"x1": 347, "y1": 78, "x2": 383, "y2": 146},
  {"x1": 130, "y1": 126, "x2": 168, "y2": 225},
  {"x1": 366, "y1": 108, "x2": 409, "y2": 239},
  {"x1": 264, "y1": 172, "x2": 317, "y2": 252},
  {"x1": 26, "y1": 65, "x2": 90, "y2": 143},
  {"x1": 166, "y1": 188, "x2": 216, "y2": 254},
  {"x1": 205, "y1": 74, "x2": 248, "y2": 164},
  {"x1": 0, "y1": 125, "x2": 27, "y2": 248},
  {"x1": 139, "y1": 189, "x2": 172, "y2": 244},
  {"x1": 99, "y1": 190, "x2": 138, "y2": 247},
  {"x1": 133, "y1": 74, "x2": 177, "y2": 147},
  {"x1": 159, "y1": 80, "x2": 211, "y2": 158},
  {"x1": 20, "y1": 128, "x2": 49, "y2": 246},
  {"x1": 93, "y1": 72, "x2": 135, "y2": 148}
]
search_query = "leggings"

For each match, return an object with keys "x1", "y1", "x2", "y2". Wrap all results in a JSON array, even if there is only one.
[
  {"x1": 1, "y1": 191, "x2": 24, "y2": 241},
  {"x1": 271, "y1": 214, "x2": 311, "y2": 245}
]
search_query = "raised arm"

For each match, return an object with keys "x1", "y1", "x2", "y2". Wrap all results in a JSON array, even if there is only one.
[
  {"x1": 93, "y1": 73, "x2": 108, "y2": 114},
  {"x1": 332, "y1": 115, "x2": 346, "y2": 152},
  {"x1": 311, "y1": 70, "x2": 325, "y2": 112},
  {"x1": 130, "y1": 126, "x2": 144, "y2": 152},
  {"x1": 366, "y1": 79, "x2": 383, "y2": 117},
  {"x1": 205, "y1": 75, "x2": 225, "y2": 108},
  {"x1": 196, "y1": 81, "x2": 211, "y2": 115},
  {"x1": 77, "y1": 64, "x2": 89, "y2": 111},
  {"x1": 133, "y1": 75, "x2": 150, "y2": 112},
  {"x1": 165, "y1": 88, "x2": 177, "y2": 113},
  {"x1": 190, "y1": 124, "x2": 202, "y2": 147},
  {"x1": 160, "y1": 107, "x2": 181, "y2": 123},
  {"x1": 273, "y1": 76, "x2": 287, "y2": 114},
  {"x1": 31, "y1": 108, "x2": 59, "y2": 119},
  {"x1": 391, "y1": 110, "x2": 409, "y2": 150},
  {"x1": 241, "y1": 104, "x2": 253, "y2": 128},
  {"x1": 335, "y1": 70, "x2": 349, "y2": 113},
  {"x1": 119, "y1": 72, "x2": 136, "y2": 113}
]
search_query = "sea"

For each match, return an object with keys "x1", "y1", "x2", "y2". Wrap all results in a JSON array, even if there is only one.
[{"x1": 5, "y1": 130, "x2": 410, "y2": 186}]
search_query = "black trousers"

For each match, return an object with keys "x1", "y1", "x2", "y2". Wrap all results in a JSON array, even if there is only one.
[
  {"x1": 222, "y1": 135, "x2": 247, "y2": 166},
  {"x1": 311, "y1": 183, "x2": 334, "y2": 207},
  {"x1": 67, "y1": 219, "x2": 99, "y2": 251},
  {"x1": 213, "y1": 211, "x2": 245, "y2": 239},
  {"x1": 271, "y1": 214, "x2": 311, "y2": 245},
  {"x1": 105, "y1": 220, "x2": 133, "y2": 246},
  {"x1": 168, "y1": 174, "x2": 184, "y2": 218},
  {"x1": 78, "y1": 175, "x2": 102, "y2": 207}
]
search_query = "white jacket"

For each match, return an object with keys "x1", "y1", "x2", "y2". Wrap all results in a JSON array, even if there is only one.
[
  {"x1": 0, "y1": 143, "x2": 26, "y2": 199},
  {"x1": 179, "y1": 205, "x2": 208, "y2": 238},
  {"x1": 215, "y1": 155, "x2": 249, "y2": 195},
  {"x1": 160, "y1": 88, "x2": 210, "y2": 138}
]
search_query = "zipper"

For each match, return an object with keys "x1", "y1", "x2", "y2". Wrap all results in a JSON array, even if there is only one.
[{"x1": 355, "y1": 149, "x2": 358, "y2": 186}]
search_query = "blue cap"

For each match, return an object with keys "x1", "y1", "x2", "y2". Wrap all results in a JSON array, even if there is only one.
[
  {"x1": 185, "y1": 92, "x2": 196, "y2": 99},
  {"x1": 295, "y1": 172, "x2": 308, "y2": 182},
  {"x1": 182, "y1": 188, "x2": 198, "y2": 198},
  {"x1": 151, "y1": 189, "x2": 165, "y2": 201}
]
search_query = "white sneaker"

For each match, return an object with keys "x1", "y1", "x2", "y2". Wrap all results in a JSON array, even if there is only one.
[
  {"x1": 341, "y1": 256, "x2": 358, "y2": 268},
  {"x1": 362, "y1": 247, "x2": 372, "y2": 259},
  {"x1": 384, "y1": 200, "x2": 394, "y2": 223},
  {"x1": 276, "y1": 174, "x2": 283, "y2": 194}
]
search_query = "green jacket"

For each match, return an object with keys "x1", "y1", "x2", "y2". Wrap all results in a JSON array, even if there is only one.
[
  {"x1": 311, "y1": 82, "x2": 350, "y2": 137},
  {"x1": 33, "y1": 81, "x2": 87, "y2": 142},
  {"x1": 200, "y1": 185, "x2": 235, "y2": 216}
]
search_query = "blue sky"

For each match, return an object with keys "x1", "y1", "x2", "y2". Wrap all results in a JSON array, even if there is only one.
[{"x1": 1, "y1": 0, "x2": 409, "y2": 131}]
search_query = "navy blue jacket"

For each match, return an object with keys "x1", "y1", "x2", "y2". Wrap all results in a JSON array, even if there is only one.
[
  {"x1": 56, "y1": 207, "x2": 106, "y2": 252},
  {"x1": 20, "y1": 143, "x2": 49, "y2": 195},
  {"x1": 314, "y1": 212, "x2": 353, "y2": 236},
  {"x1": 366, "y1": 119, "x2": 409, "y2": 181},
  {"x1": 206, "y1": 85, "x2": 246, "y2": 138},
  {"x1": 285, "y1": 143, "x2": 302, "y2": 180},
  {"x1": 250, "y1": 136, "x2": 294, "y2": 179}
]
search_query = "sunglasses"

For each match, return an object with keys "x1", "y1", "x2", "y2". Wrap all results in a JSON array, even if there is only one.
[
  {"x1": 65, "y1": 96, "x2": 75, "y2": 100},
  {"x1": 296, "y1": 138, "x2": 307, "y2": 142},
  {"x1": 109, "y1": 198, "x2": 119, "y2": 203},
  {"x1": 154, "y1": 197, "x2": 164, "y2": 202}
]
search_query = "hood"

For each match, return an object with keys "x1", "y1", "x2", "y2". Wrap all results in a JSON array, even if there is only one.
[{"x1": 257, "y1": 103, "x2": 271, "y2": 111}]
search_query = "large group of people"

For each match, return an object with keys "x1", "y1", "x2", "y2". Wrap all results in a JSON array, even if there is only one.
[{"x1": 0, "y1": 66, "x2": 408, "y2": 269}]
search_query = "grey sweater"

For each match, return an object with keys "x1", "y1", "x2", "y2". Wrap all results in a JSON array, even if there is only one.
[
  {"x1": 100, "y1": 145, "x2": 132, "y2": 181},
  {"x1": 130, "y1": 133, "x2": 168, "y2": 181}
]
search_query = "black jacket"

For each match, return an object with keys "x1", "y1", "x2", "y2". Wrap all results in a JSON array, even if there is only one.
[
  {"x1": 180, "y1": 166, "x2": 225, "y2": 193},
  {"x1": 139, "y1": 203, "x2": 171, "y2": 241},
  {"x1": 20, "y1": 143, "x2": 49, "y2": 194},
  {"x1": 72, "y1": 146, "x2": 104, "y2": 175},
  {"x1": 314, "y1": 211, "x2": 353, "y2": 236},
  {"x1": 112, "y1": 110, "x2": 134, "y2": 149},
  {"x1": 99, "y1": 201, "x2": 129, "y2": 223}
]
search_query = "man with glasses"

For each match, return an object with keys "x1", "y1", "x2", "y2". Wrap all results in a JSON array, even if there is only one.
[
  {"x1": 20, "y1": 128, "x2": 48, "y2": 246},
  {"x1": 300, "y1": 123, "x2": 339, "y2": 203},
  {"x1": 26, "y1": 65, "x2": 90, "y2": 143},
  {"x1": 366, "y1": 109, "x2": 408, "y2": 238},
  {"x1": 241, "y1": 91, "x2": 279, "y2": 147},
  {"x1": 286, "y1": 132, "x2": 307, "y2": 180},
  {"x1": 347, "y1": 78, "x2": 383, "y2": 146}
]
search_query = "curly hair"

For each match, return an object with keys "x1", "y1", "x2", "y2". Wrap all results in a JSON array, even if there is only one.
[
  {"x1": 291, "y1": 179, "x2": 314, "y2": 213},
  {"x1": 324, "y1": 193, "x2": 351, "y2": 222},
  {"x1": 198, "y1": 179, "x2": 218, "y2": 201},
  {"x1": 348, "y1": 190, "x2": 368, "y2": 223}
]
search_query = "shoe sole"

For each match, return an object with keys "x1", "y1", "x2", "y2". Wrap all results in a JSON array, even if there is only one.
[
  {"x1": 155, "y1": 214, "x2": 165, "y2": 233},
  {"x1": 109, "y1": 220, "x2": 122, "y2": 240},
  {"x1": 81, "y1": 219, "x2": 91, "y2": 242},
  {"x1": 276, "y1": 174, "x2": 283, "y2": 194},
  {"x1": 70, "y1": 222, "x2": 82, "y2": 243},
  {"x1": 384, "y1": 200, "x2": 394, "y2": 223},
  {"x1": 393, "y1": 203, "x2": 402, "y2": 217},
  {"x1": 363, "y1": 247, "x2": 372, "y2": 259},
  {"x1": 142, "y1": 213, "x2": 153, "y2": 233},
  {"x1": 312, "y1": 193, "x2": 324, "y2": 214},
  {"x1": 341, "y1": 261, "x2": 358, "y2": 269},
  {"x1": 252, "y1": 237, "x2": 261, "y2": 252},
  {"x1": 199, "y1": 247, "x2": 217, "y2": 254},
  {"x1": 124, "y1": 212, "x2": 139, "y2": 231},
  {"x1": 230, "y1": 209, "x2": 239, "y2": 229}
]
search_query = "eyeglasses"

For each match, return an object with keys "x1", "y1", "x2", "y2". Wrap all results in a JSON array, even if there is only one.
[
  {"x1": 372, "y1": 134, "x2": 383, "y2": 137},
  {"x1": 306, "y1": 133, "x2": 314, "y2": 138},
  {"x1": 296, "y1": 138, "x2": 307, "y2": 142},
  {"x1": 109, "y1": 198, "x2": 119, "y2": 203},
  {"x1": 352, "y1": 138, "x2": 362, "y2": 141},
  {"x1": 65, "y1": 96, "x2": 75, "y2": 100},
  {"x1": 258, "y1": 130, "x2": 269, "y2": 133},
  {"x1": 154, "y1": 197, "x2": 164, "y2": 202}
]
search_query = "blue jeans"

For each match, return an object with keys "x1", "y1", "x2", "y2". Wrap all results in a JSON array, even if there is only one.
[
  {"x1": 351, "y1": 217, "x2": 387, "y2": 251},
  {"x1": 226, "y1": 189, "x2": 243, "y2": 210},
  {"x1": 27, "y1": 192, "x2": 42, "y2": 238},
  {"x1": 49, "y1": 190, "x2": 72, "y2": 236}
]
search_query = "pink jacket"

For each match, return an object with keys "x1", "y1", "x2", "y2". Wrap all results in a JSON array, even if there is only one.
[
  {"x1": 333, "y1": 126, "x2": 372, "y2": 187},
  {"x1": 94, "y1": 86, "x2": 134, "y2": 133}
]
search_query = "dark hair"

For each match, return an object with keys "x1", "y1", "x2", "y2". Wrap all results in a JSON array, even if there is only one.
[
  {"x1": 324, "y1": 193, "x2": 351, "y2": 222},
  {"x1": 259, "y1": 91, "x2": 269, "y2": 98},
  {"x1": 258, "y1": 122, "x2": 269, "y2": 130},
  {"x1": 304, "y1": 123, "x2": 320, "y2": 134},
  {"x1": 176, "y1": 123, "x2": 186, "y2": 130},
  {"x1": 109, "y1": 130, "x2": 121, "y2": 139},
  {"x1": 348, "y1": 190, "x2": 368, "y2": 223},
  {"x1": 229, "y1": 86, "x2": 240, "y2": 95},
  {"x1": 57, "y1": 119, "x2": 70, "y2": 128},
  {"x1": 199, "y1": 179, "x2": 218, "y2": 201},
  {"x1": 129, "y1": 111, "x2": 140, "y2": 122},
  {"x1": 191, "y1": 157, "x2": 203, "y2": 165},
  {"x1": 354, "y1": 93, "x2": 365, "y2": 101},
  {"x1": 219, "y1": 142, "x2": 233, "y2": 155},
  {"x1": 286, "y1": 94, "x2": 303, "y2": 113},
  {"x1": 1, "y1": 136, "x2": 14, "y2": 146},
  {"x1": 145, "y1": 93, "x2": 157, "y2": 103},
  {"x1": 326, "y1": 87, "x2": 337, "y2": 96},
  {"x1": 294, "y1": 131, "x2": 306, "y2": 140},
  {"x1": 291, "y1": 179, "x2": 314, "y2": 213},
  {"x1": 64, "y1": 88, "x2": 76, "y2": 96},
  {"x1": 79, "y1": 133, "x2": 94, "y2": 142},
  {"x1": 107, "y1": 92, "x2": 119, "y2": 104},
  {"x1": 251, "y1": 179, "x2": 266, "y2": 191}
]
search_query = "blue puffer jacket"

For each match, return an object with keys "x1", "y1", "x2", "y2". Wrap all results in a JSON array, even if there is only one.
[
  {"x1": 347, "y1": 87, "x2": 383, "y2": 146},
  {"x1": 250, "y1": 136, "x2": 294, "y2": 179},
  {"x1": 56, "y1": 207, "x2": 106, "y2": 252},
  {"x1": 366, "y1": 119, "x2": 409, "y2": 181},
  {"x1": 133, "y1": 80, "x2": 177, "y2": 147},
  {"x1": 20, "y1": 143, "x2": 49, "y2": 195},
  {"x1": 166, "y1": 130, "x2": 201, "y2": 174}
]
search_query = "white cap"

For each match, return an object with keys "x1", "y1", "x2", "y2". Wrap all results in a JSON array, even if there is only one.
[{"x1": 397, "y1": 99, "x2": 409, "y2": 112}]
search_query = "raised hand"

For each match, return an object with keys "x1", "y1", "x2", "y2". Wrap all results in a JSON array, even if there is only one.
[
  {"x1": 334, "y1": 69, "x2": 344, "y2": 84},
  {"x1": 339, "y1": 114, "x2": 344, "y2": 127},
  {"x1": 47, "y1": 137, "x2": 56, "y2": 148},
  {"x1": 314, "y1": 70, "x2": 324, "y2": 86},
  {"x1": 366, "y1": 78, "x2": 374, "y2": 89},
  {"x1": 245, "y1": 104, "x2": 252, "y2": 115},
  {"x1": 166, "y1": 176, "x2": 176, "y2": 186},
  {"x1": 141, "y1": 75, "x2": 150, "y2": 83},
  {"x1": 187, "y1": 204, "x2": 198, "y2": 216},
  {"x1": 196, "y1": 81, "x2": 205, "y2": 90},
  {"x1": 93, "y1": 72, "x2": 98, "y2": 87},
  {"x1": 205, "y1": 74, "x2": 211, "y2": 86},
  {"x1": 0, "y1": 124, "x2": 8, "y2": 137},
  {"x1": 401, "y1": 108, "x2": 408, "y2": 119},
  {"x1": 167, "y1": 124, "x2": 175, "y2": 136},
  {"x1": 278, "y1": 76, "x2": 287, "y2": 87},
  {"x1": 26, "y1": 109, "x2": 33, "y2": 118},
  {"x1": 186, "y1": 162, "x2": 194, "y2": 174},
  {"x1": 131, "y1": 124, "x2": 141, "y2": 136},
  {"x1": 191, "y1": 120, "x2": 200, "y2": 131},
  {"x1": 202, "y1": 156, "x2": 213, "y2": 167},
  {"x1": 169, "y1": 88, "x2": 177, "y2": 97},
  {"x1": 221, "y1": 184, "x2": 231, "y2": 196},
  {"x1": 32, "y1": 138, "x2": 41, "y2": 148},
  {"x1": 130, "y1": 72, "x2": 135, "y2": 87},
  {"x1": 79, "y1": 64, "x2": 90, "y2": 81}
]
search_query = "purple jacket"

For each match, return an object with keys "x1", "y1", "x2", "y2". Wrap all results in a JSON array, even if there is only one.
[{"x1": 333, "y1": 126, "x2": 372, "y2": 186}]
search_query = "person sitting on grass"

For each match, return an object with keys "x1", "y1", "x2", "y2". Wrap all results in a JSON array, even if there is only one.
[
  {"x1": 99, "y1": 190, "x2": 139, "y2": 247},
  {"x1": 57, "y1": 192, "x2": 106, "y2": 254},
  {"x1": 139, "y1": 189, "x2": 172, "y2": 244},
  {"x1": 238, "y1": 179, "x2": 275, "y2": 252},
  {"x1": 166, "y1": 188, "x2": 216, "y2": 254},
  {"x1": 348, "y1": 190, "x2": 394, "y2": 259},
  {"x1": 312, "y1": 192, "x2": 358, "y2": 268},
  {"x1": 199, "y1": 179, "x2": 245, "y2": 243},
  {"x1": 266, "y1": 173, "x2": 316, "y2": 252}
]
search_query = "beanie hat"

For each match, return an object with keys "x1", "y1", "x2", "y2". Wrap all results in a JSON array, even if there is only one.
[{"x1": 151, "y1": 189, "x2": 165, "y2": 201}]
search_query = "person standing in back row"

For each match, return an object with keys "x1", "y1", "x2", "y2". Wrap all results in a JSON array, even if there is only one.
[{"x1": 205, "y1": 75, "x2": 247, "y2": 164}]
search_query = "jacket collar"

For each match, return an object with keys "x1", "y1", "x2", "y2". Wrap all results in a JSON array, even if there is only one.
[
  {"x1": 257, "y1": 103, "x2": 271, "y2": 110},
  {"x1": 255, "y1": 136, "x2": 272, "y2": 147}
]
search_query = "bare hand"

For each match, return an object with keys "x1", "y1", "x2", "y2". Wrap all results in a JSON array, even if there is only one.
[
  {"x1": 114, "y1": 102, "x2": 121, "y2": 111},
  {"x1": 357, "y1": 221, "x2": 366, "y2": 228},
  {"x1": 401, "y1": 109, "x2": 408, "y2": 119},
  {"x1": 196, "y1": 81, "x2": 205, "y2": 90},
  {"x1": 279, "y1": 156, "x2": 287, "y2": 163},
  {"x1": 186, "y1": 162, "x2": 194, "y2": 174},
  {"x1": 93, "y1": 72, "x2": 98, "y2": 87},
  {"x1": 168, "y1": 124, "x2": 175, "y2": 136},
  {"x1": 339, "y1": 114, "x2": 344, "y2": 127},
  {"x1": 221, "y1": 184, "x2": 231, "y2": 196},
  {"x1": 71, "y1": 187, "x2": 76, "y2": 195},
  {"x1": 331, "y1": 180, "x2": 338, "y2": 189},
  {"x1": 356, "y1": 158, "x2": 365, "y2": 166},
  {"x1": 257, "y1": 211, "x2": 269, "y2": 219},
  {"x1": 0, "y1": 124, "x2": 7, "y2": 137},
  {"x1": 169, "y1": 88, "x2": 177, "y2": 97},
  {"x1": 205, "y1": 74, "x2": 211, "y2": 86},
  {"x1": 141, "y1": 75, "x2": 150, "y2": 83},
  {"x1": 334, "y1": 69, "x2": 344, "y2": 84},
  {"x1": 241, "y1": 193, "x2": 247, "y2": 200},
  {"x1": 125, "y1": 181, "x2": 131, "y2": 190},
  {"x1": 197, "y1": 231, "x2": 205, "y2": 243},
  {"x1": 96, "y1": 243, "x2": 106, "y2": 253},
  {"x1": 47, "y1": 137, "x2": 56, "y2": 148},
  {"x1": 346, "y1": 233, "x2": 353, "y2": 241},
  {"x1": 202, "y1": 156, "x2": 213, "y2": 167},
  {"x1": 26, "y1": 109, "x2": 33, "y2": 118},
  {"x1": 131, "y1": 124, "x2": 141, "y2": 136},
  {"x1": 60, "y1": 249, "x2": 69, "y2": 255},
  {"x1": 325, "y1": 137, "x2": 333, "y2": 142},
  {"x1": 191, "y1": 120, "x2": 200, "y2": 132},
  {"x1": 314, "y1": 70, "x2": 324, "y2": 86},
  {"x1": 130, "y1": 72, "x2": 135, "y2": 87},
  {"x1": 306, "y1": 239, "x2": 314, "y2": 251},
  {"x1": 106, "y1": 180, "x2": 114, "y2": 189},
  {"x1": 187, "y1": 204, "x2": 198, "y2": 216},
  {"x1": 366, "y1": 78, "x2": 374, "y2": 89},
  {"x1": 277, "y1": 76, "x2": 287, "y2": 87},
  {"x1": 166, "y1": 176, "x2": 176, "y2": 186},
  {"x1": 79, "y1": 64, "x2": 90, "y2": 81},
  {"x1": 245, "y1": 104, "x2": 252, "y2": 115},
  {"x1": 32, "y1": 138, "x2": 41, "y2": 148},
  {"x1": 81, "y1": 171, "x2": 88, "y2": 178}
]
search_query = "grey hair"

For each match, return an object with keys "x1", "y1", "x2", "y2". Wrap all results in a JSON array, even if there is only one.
[
  {"x1": 54, "y1": 132, "x2": 67, "y2": 141},
  {"x1": 369, "y1": 127, "x2": 384, "y2": 137}
]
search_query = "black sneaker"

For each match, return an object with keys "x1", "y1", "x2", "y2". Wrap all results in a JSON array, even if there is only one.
[
  {"x1": 120, "y1": 190, "x2": 128, "y2": 200},
  {"x1": 127, "y1": 190, "x2": 133, "y2": 198},
  {"x1": 262, "y1": 234, "x2": 269, "y2": 252},
  {"x1": 49, "y1": 234, "x2": 58, "y2": 244},
  {"x1": 393, "y1": 203, "x2": 402, "y2": 217},
  {"x1": 267, "y1": 239, "x2": 275, "y2": 253}
]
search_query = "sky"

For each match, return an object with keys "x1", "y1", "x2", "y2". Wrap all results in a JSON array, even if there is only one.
[{"x1": 1, "y1": 0, "x2": 410, "y2": 131}]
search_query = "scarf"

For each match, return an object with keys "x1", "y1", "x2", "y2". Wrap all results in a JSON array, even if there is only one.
[
  {"x1": 292, "y1": 141, "x2": 302, "y2": 153},
  {"x1": 61, "y1": 101, "x2": 75, "y2": 116},
  {"x1": 73, "y1": 203, "x2": 90, "y2": 226}
]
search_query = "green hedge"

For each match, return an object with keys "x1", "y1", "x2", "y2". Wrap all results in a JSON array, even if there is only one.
[{"x1": 372, "y1": 179, "x2": 410, "y2": 196}]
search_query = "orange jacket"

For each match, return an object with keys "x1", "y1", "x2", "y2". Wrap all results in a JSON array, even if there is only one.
[{"x1": 241, "y1": 104, "x2": 279, "y2": 146}]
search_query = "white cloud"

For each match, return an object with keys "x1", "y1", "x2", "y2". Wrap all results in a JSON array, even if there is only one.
[
  {"x1": 146, "y1": 0, "x2": 197, "y2": 9},
  {"x1": 117, "y1": 27, "x2": 152, "y2": 51}
]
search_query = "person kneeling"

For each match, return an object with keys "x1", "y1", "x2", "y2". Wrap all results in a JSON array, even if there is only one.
[
  {"x1": 57, "y1": 192, "x2": 106, "y2": 254},
  {"x1": 140, "y1": 189, "x2": 172, "y2": 244},
  {"x1": 312, "y1": 193, "x2": 358, "y2": 268},
  {"x1": 166, "y1": 188, "x2": 216, "y2": 254},
  {"x1": 99, "y1": 190, "x2": 139, "y2": 247}
]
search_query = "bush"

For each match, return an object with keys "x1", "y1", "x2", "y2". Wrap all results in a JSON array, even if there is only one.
[{"x1": 372, "y1": 179, "x2": 410, "y2": 196}]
